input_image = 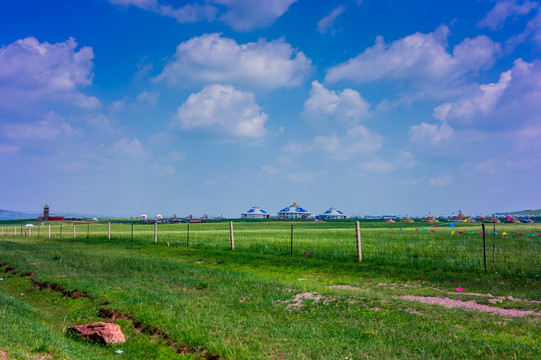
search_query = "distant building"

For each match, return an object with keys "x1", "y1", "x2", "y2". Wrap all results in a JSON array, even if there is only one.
[
  {"x1": 318, "y1": 207, "x2": 346, "y2": 220},
  {"x1": 278, "y1": 202, "x2": 311, "y2": 219},
  {"x1": 40, "y1": 203, "x2": 64, "y2": 221},
  {"x1": 241, "y1": 206, "x2": 270, "y2": 219}
]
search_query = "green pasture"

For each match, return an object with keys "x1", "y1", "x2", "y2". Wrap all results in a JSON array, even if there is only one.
[{"x1": 0, "y1": 220, "x2": 540, "y2": 359}]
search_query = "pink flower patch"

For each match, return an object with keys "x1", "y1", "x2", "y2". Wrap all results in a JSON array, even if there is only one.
[{"x1": 455, "y1": 287, "x2": 464, "y2": 291}]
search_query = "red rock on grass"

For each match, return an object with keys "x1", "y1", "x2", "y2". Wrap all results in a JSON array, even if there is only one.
[{"x1": 68, "y1": 322, "x2": 125, "y2": 345}]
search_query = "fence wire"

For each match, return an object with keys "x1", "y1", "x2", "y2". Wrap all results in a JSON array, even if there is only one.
[{"x1": 1, "y1": 221, "x2": 539, "y2": 277}]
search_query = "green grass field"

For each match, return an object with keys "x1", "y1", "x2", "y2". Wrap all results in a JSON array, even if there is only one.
[{"x1": 0, "y1": 219, "x2": 540, "y2": 359}]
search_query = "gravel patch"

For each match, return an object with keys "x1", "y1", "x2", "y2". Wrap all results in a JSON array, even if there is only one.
[{"x1": 400, "y1": 295, "x2": 541, "y2": 318}]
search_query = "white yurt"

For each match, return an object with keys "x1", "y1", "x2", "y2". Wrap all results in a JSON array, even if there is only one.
[
  {"x1": 155, "y1": 214, "x2": 163, "y2": 220},
  {"x1": 277, "y1": 203, "x2": 311, "y2": 219},
  {"x1": 140, "y1": 214, "x2": 148, "y2": 221},
  {"x1": 241, "y1": 206, "x2": 270, "y2": 219},
  {"x1": 319, "y1": 207, "x2": 347, "y2": 219}
]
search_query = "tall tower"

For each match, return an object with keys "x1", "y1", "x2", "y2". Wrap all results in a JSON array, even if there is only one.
[{"x1": 43, "y1": 204, "x2": 49, "y2": 218}]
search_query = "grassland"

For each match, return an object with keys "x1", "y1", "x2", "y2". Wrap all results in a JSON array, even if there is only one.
[{"x1": 0, "y1": 219, "x2": 540, "y2": 359}]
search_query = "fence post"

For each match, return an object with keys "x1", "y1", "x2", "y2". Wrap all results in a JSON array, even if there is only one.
[
  {"x1": 230, "y1": 221, "x2": 235, "y2": 250},
  {"x1": 14, "y1": 226, "x2": 17, "y2": 236},
  {"x1": 186, "y1": 223, "x2": 189, "y2": 246},
  {"x1": 492, "y1": 214, "x2": 496, "y2": 273},
  {"x1": 482, "y1": 223, "x2": 487, "y2": 271},
  {"x1": 154, "y1": 222, "x2": 158, "y2": 244},
  {"x1": 290, "y1": 224, "x2": 293, "y2": 256},
  {"x1": 29, "y1": 226, "x2": 32, "y2": 237},
  {"x1": 1, "y1": 227, "x2": 3, "y2": 237},
  {"x1": 73, "y1": 224, "x2": 76, "y2": 239},
  {"x1": 356, "y1": 221, "x2": 362, "y2": 262},
  {"x1": 37, "y1": 226, "x2": 40, "y2": 237},
  {"x1": 108, "y1": 222, "x2": 111, "y2": 240},
  {"x1": 131, "y1": 223, "x2": 134, "y2": 240},
  {"x1": 60, "y1": 225, "x2": 62, "y2": 238},
  {"x1": 48, "y1": 225, "x2": 51, "y2": 238}
]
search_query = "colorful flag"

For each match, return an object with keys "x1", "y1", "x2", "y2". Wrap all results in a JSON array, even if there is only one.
[
  {"x1": 449, "y1": 222, "x2": 455, "y2": 228},
  {"x1": 451, "y1": 231, "x2": 455, "y2": 236},
  {"x1": 502, "y1": 232, "x2": 507, "y2": 236}
]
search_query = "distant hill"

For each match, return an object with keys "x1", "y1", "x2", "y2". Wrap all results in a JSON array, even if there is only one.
[
  {"x1": 0, "y1": 210, "x2": 40, "y2": 220},
  {"x1": 495, "y1": 209, "x2": 541, "y2": 216}
]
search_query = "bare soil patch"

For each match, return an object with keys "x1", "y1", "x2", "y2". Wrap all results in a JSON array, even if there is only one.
[
  {"x1": 400, "y1": 295, "x2": 541, "y2": 318},
  {"x1": 279, "y1": 292, "x2": 332, "y2": 310}
]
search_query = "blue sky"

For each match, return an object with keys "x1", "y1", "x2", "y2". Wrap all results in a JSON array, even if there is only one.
[{"x1": 1, "y1": 0, "x2": 540, "y2": 218}]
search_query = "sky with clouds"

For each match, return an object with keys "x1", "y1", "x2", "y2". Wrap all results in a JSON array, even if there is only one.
[{"x1": 1, "y1": 0, "x2": 540, "y2": 218}]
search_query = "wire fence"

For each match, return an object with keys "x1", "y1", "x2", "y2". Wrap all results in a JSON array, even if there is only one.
[{"x1": 1, "y1": 221, "x2": 540, "y2": 277}]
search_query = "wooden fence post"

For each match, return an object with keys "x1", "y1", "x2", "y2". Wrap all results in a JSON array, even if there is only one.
[
  {"x1": 108, "y1": 222, "x2": 111, "y2": 240},
  {"x1": 14, "y1": 226, "x2": 17, "y2": 236},
  {"x1": 154, "y1": 221, "x2": 158, "y2": 244},
  {"x1": 73, "y1": 225, "x2": 76, "y2": 239},
  {"x1": 356, "y1": 221, "x2": 362, "y2": 262},
  {"x1": 186, "y1": 223, "x2": 190, "y2": 246},
  {"x1": 230, "y1": 221, "x2": 235, "y2": 250},
  {"x1": 1, "y1": 227, "x2": 3, "y2": 237},
  {"x1": 48, "y1": 225, "x2": 51, "y2": 238}
]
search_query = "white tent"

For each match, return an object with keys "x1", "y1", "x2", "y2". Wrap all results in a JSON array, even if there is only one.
[
  {"x1": 25, "y1": 223, "x2": 34, "y2": 227},
  {"x1": 277, "y1": 203, "x2": 311, "y2": 219},
  {"x1": 241, "y1": 206, "x2": 270, "y2": 219},
  {"x1": 318, "y1": 207, "x2": 347, "y2": 219}
]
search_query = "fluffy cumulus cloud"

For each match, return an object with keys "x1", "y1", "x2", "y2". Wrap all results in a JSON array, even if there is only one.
[
  {"x1": 428, "y1": 175, "x2": 454, "y2": 188},
  {"x1": 303, "y1": 81, "x2": 370, "y2": 123},
  {"x1": 0, "y1": 144, "x2": 20, "y2": 155},
  {"x1": 0, "y1": 37, "x2": 99, "y2": 110},
  {"x1": 113, "y1": 137, "x2": 149, "y2": 159},
  {"x1": 478, "y1": 0, "x2": 538, "y2": 30},
  {"x1": 155, "y1": 34, "x2": 311, "y2": 91},
  {"x1": 214, "y1": 0, "x2": 298, "y2": 31},
  {"x1": 1, "y1": 112, "x2": 78, "y2": 140},
  {"x1": 432, "y1": 58, "x2": 541, "y2": 128},
  {"x1": 108, "y1": 0, "x2": 296, "y2": 30},
  {"x1": 108, "y1": 0, "x2": 217, "y2": 22},
  {"x1": 433, "y1": 69, "x2": 512, "y2": 121},
  {"x1": 409, "y1": 122, "x2": 454, "y2": 145},
  {"x1": 317, "y1": 5, "x2": 345, "y2": 34},
  {"x1": 506, "y1": 7, "x2": 541, "y2": 48},
  {"x1": 313, "y1": 125, "x2": 383, "y2": 160},
  {"x1": 325, "y1": 25, "x2": 500, "y2": 84},
  {"x1": 174, "y1": 84, "x2": 268, "y2": 138}
]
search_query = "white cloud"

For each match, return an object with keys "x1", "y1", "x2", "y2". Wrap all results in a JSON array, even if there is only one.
[
  {"x1": 174, "y1": 84, "x2": 267, "y2": 138},
  {"x1": 317, "y1": 5, "x2": 345, "y2": 34},
  {"x1": 113, "y1": 137, "x2": 149, "y2": 158},
  {"x1": 325, "y1": 25, "x2": 500, "y2": 84},
  {"x1": 313, "y1": 125, "x2": 383, "y2": 160},
  {"x1": 109, "y1": 0, "x2": 217, "y2": 22},
  {"x1": 409, "y1": 122, "x2": 454, "y2": 145},
  {"x1": 0, "y1": 37, "x2": 100, "y2": 110},
  {"x1": 0, "y1": 144, "x2": 20, "y2": 154},
  {"x1": 506, "y1": 8, "x2": 541, "y2": 48},
  {"x1": 428, "y1": 175, "x2": 454, "y2": 188},
  {"x1": 135, "y1": 91, "x2": 160, "y2": 106},
  {"x1": 478, "y1": 0, "x2": 538, "y2": 30},
  {"x1": 214, "y1": 0, "x2": 298, "y2": 31},
  {"x1": 155, "y1": 33, "x2": 312, "y2": 91},
  {"x1": 303, "y1": 81, "x2": 370, "y2": 123},
  {"x1": 108, "y1": 0, "x2": 296, "y2": 30},
  {"x1": 433, "y1": 69, "x2": 512, "y2": 121},
  {"x1": 150, "y1": 163, "x2": 177, "y2": 177},
  {"x1": 2, "y1": 112, "x2": 78, "y2": 140},
  {"x1": 360, "y1": 159, "x2": 395, "y2": 172}
]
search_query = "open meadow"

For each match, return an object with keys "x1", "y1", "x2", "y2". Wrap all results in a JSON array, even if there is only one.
[{"x1": 0, "y1": 219, "x2": 540, "y2": 359}]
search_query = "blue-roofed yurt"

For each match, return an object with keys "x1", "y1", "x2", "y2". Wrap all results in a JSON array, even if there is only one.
[
  {"x1": 278, "y1": 202, "x2": 311, "y2": 219},
  {"x1": 318, "y1": 207, "x2": 347, "y2": 219},
  {"x1": 241, "y1": 206, "x2": 270, "y2": 219}
]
